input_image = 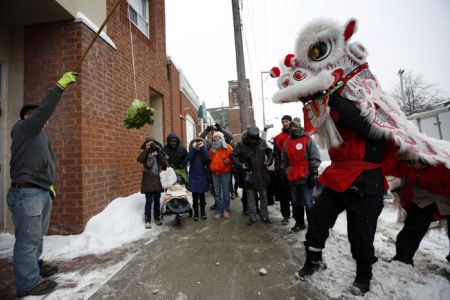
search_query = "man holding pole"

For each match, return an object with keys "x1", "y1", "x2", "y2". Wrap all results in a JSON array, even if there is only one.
[{"x1": 7, "y1": 72, "x2": 77, "y2": 297}]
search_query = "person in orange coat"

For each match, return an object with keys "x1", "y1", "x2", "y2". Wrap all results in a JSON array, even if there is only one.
[{"x1": 209, "y1": 131, "x2": 233, "y2": 219}]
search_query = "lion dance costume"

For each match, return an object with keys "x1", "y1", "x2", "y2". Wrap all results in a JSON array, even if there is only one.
[{"x1": 270, "y1": 18, "x2": 450, "y2": 295}]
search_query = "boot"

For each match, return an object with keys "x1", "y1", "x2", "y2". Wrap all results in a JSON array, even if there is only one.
[
  {"x1": 200, "y1": 204, "x2": 207, "y2": 220},
  {"x1": 192, "y1": 195, "x2": 199, "y2": 221},
  {"x1": 296, "y1": 247, "x2": 326, "y2": 280},
  {"x1": 38, "y1": 259, "x2": 59, "y2": 277},
  {"x1": 391, "y1": 254, "x2": 414, "y2": 266},
  {"x1": 193, "y1": 204, "x2": 199, "y2": 221},
  {"x1": 144, "y1": 215, "x2": 152, "y2": 229},
  {"x1": 17, "y1": 279, "x2": 57, "y2": 297},
  {"x1": 391, "y1": 254, "x2": 414, "y2": 267},
  {"x1": 351, "y1": 262, "x2": 372, "y2": 296}
]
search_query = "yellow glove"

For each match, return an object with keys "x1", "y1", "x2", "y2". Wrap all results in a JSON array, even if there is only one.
[
  {"x1": 57, "y1": 72, "x2": 78, "y2": 89},
  {"x1": 49, "y1": 185, "x2": 56, "y2": 200}
]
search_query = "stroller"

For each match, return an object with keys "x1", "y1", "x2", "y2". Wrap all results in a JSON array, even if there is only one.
[{"x1": 161, "y1": 170, "x2": 193, "y2": 227}]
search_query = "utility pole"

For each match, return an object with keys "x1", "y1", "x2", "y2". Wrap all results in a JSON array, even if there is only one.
[
  {"x1": 232, "y1": 0, "x2": 249, "y2": 132},
  {"x1": 260, "y1": 71, "x2": 270, "y2": 127},
  {"x1": 398, "y1": 69, "x2": 405, "y2": 100}
]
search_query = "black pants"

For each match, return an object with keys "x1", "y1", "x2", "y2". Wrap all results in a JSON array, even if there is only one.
[
  {"x1": 192, "y1": 192, "x2": 206, "y2": 215},
  {"x1": 278, "y1": 177, "x2": 293, "y2": 219},
  {"x1": 266, "y1": 170, "x2": 277, "y2": 206},
  {"x1": 395, "y1": 202, "x2": 440, "y2": 259},
  {"x1": 305, "y1": 187, "x2": 384, "y2": 264}
]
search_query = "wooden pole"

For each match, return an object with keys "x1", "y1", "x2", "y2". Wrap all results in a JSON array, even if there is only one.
[
  {"x1": 231, "y1": 0, "x2": 249, "y2": 132},
  {"x1": 72, "y1": 0, "x2": 122, "y2": 72}
]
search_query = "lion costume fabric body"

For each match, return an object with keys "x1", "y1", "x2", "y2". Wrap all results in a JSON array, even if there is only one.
[{"x1": 270, "y1": 18, "x2": 450, "y2": 169}]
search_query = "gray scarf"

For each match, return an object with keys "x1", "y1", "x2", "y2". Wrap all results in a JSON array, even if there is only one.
[{"x1": 145, "y1": 152, "x2": 159, "y2": 176}]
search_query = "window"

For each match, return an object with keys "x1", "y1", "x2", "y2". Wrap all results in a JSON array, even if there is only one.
[
  {"x1": 128, "y1": 0, "x2": 149, "y2": 37},
  {"x1": 186, "y1": 114, "x2": 196, "y2": 149}
]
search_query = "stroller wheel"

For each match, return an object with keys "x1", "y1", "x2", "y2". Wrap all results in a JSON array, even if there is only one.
[
  {"x1": 189, "y1": 208, "x2": 193, "y2": 217},
  {"x1": 175, "y1": 215, "x2": 182, "y2": 227}
]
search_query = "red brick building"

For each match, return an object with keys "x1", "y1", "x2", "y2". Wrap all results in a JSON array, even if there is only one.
[{"x1": 0, "y1": 0, "x2": 208, "y2": 234}]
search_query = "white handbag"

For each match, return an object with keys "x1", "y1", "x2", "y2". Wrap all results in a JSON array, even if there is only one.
[{"x1": 160, "y1": 167, "x2": 177, "y2": 189}]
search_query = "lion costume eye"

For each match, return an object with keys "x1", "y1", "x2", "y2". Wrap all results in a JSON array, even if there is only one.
[{"x1": 308, "y1": 40, "x2": 332, "y2": 62}]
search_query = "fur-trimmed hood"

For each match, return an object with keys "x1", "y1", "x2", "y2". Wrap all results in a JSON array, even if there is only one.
[{"x1": 188, "y1": 137, "x2": 207, "y2": 149}]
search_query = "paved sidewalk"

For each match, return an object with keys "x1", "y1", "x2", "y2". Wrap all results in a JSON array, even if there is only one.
[{"x1": 90, "y1": 197, "x2": 323, "y2": 300}]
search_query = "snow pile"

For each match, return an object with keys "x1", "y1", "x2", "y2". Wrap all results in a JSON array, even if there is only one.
[{"x1": 40, "y1": 192, "x2": 166, "y2": 260}]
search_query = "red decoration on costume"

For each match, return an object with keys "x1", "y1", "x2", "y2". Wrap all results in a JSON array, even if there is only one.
[
  {"x1": 344, "y1": 19, "x2": 356, "y2": 41},
  {"x1": 270, "y1": 67, "x2": 281, "y2": 78},
  {"x1": 284, "y1": 54, "x2": 298, "y2": 67}
]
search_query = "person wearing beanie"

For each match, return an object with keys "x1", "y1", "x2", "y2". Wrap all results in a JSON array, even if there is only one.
[
  {"x1": 281, "y1": 118, "x2": 321, "y2": 232},
  {"x1": 232, "y1": 126, "x2": 273, "y2": 225},
  {"x1": 209, "y1": 131, "x2": 233, "y2": 219},
  {"x1": 273, "y1": 115, "x2": 294, "y2": 225}
]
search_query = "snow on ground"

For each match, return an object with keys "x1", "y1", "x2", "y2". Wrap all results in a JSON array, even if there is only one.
[
  {"x1": 2, "y1": 190, "x2": 450, "y2": 299},
  {"x1": 0, "y1": 192, "x2": 168, "y2": 299},
  {"x1": 297, "y1": 199, "x2": 450, "y2": 299}
]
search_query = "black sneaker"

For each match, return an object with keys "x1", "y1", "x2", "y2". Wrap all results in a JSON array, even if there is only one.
[
  {"x1": 38, "y1": 260, "x2": 59, "y2": 277},
  {"x1": 281, "y1": 218, "x2": 289, "y2": 225},
  {"x1": 17, "y1": 279, "x2": 57, "y2": 297},
  {"x1": 154, "y1": 218, "x2": 163, "y2": 225},
  {"x1": 193, "y1": 216, "x2": 199, "y2": 221},
  {"x1": 262, "y1": 218, "x2": 272, "y2": 224},
  {"x1": 247, "y1": 219, "x2": 256, "y2": 226},
  {"x1": 290, "y1": 223, "x2": 306, "y2": 233}
]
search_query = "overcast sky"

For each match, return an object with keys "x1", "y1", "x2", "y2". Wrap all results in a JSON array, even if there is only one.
[{"x1": 165, "y1": 0, "x2": 450, "y2": 130}]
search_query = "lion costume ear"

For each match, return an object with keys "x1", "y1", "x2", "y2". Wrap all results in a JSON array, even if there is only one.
[{"x1": 344, "y1": 19, "x2": 357, "y2": 41}]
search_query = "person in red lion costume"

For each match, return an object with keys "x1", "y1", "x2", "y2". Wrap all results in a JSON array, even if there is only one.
[{"x1": 270, "y1": 17, "x2": 450, "y2": 296}]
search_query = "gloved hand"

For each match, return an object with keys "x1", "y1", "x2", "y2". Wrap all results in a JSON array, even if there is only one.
[
  {"x1": 57, "y1": 72, "x2": 78, "y2": 89},
  {"x1": 215, "y1": 123, "x2": 222, "y2": 131},
  {"x1": 206, "y1": 125, "x2": 214, "y2": 132},
  {"x1": 49, "y1": 185, "x2": 56, "y2": 200},
  {"x1": 308, "y1": 176, "x2": 317, "y2": 188}
]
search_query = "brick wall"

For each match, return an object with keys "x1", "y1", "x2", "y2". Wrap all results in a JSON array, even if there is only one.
[{"x1": 23, "y1": 0, "x2": 171, "y2": 234}]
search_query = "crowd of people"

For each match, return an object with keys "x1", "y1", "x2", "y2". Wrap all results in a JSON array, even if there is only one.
[{"x1": 138, "y1": 115, "x2": 319, "y2": 231}]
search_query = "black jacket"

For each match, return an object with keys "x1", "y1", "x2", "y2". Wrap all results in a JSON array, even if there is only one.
[
  {"x1": 162, "y1": 133, "x2": 189, "y2": 169},
  {"x1": 231, "y1": 134, "x2": 273, "y2": 190},
  {"x1": 10, "y1": 86, "x2": 63, "y2": 190}
]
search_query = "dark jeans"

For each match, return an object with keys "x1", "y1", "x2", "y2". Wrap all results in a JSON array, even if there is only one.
[
  {"x1": 291, "y1": 183, "x2": 313, "y2": 224},
  {"x1": 145, "y1": 192, "x2": 161, "y2": 220},
  {"x1": 242, "y1": 188, "x2": 259, "y2": 213},
  {"x1": 396, "y1": 202, "x2": 439, "y2": 259},
  {"x1": 305, "y1": 187, "x2": 384, "y2": 264}
]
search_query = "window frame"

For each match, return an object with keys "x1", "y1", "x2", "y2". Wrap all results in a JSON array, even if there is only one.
[{"x1": 128, "y1": 0, "x2": 150, "y2": 37}]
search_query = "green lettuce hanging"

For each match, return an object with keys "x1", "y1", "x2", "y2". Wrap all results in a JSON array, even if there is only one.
[{"x1": 124, "y1": 99, "x2": 155, "y2": 129}]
